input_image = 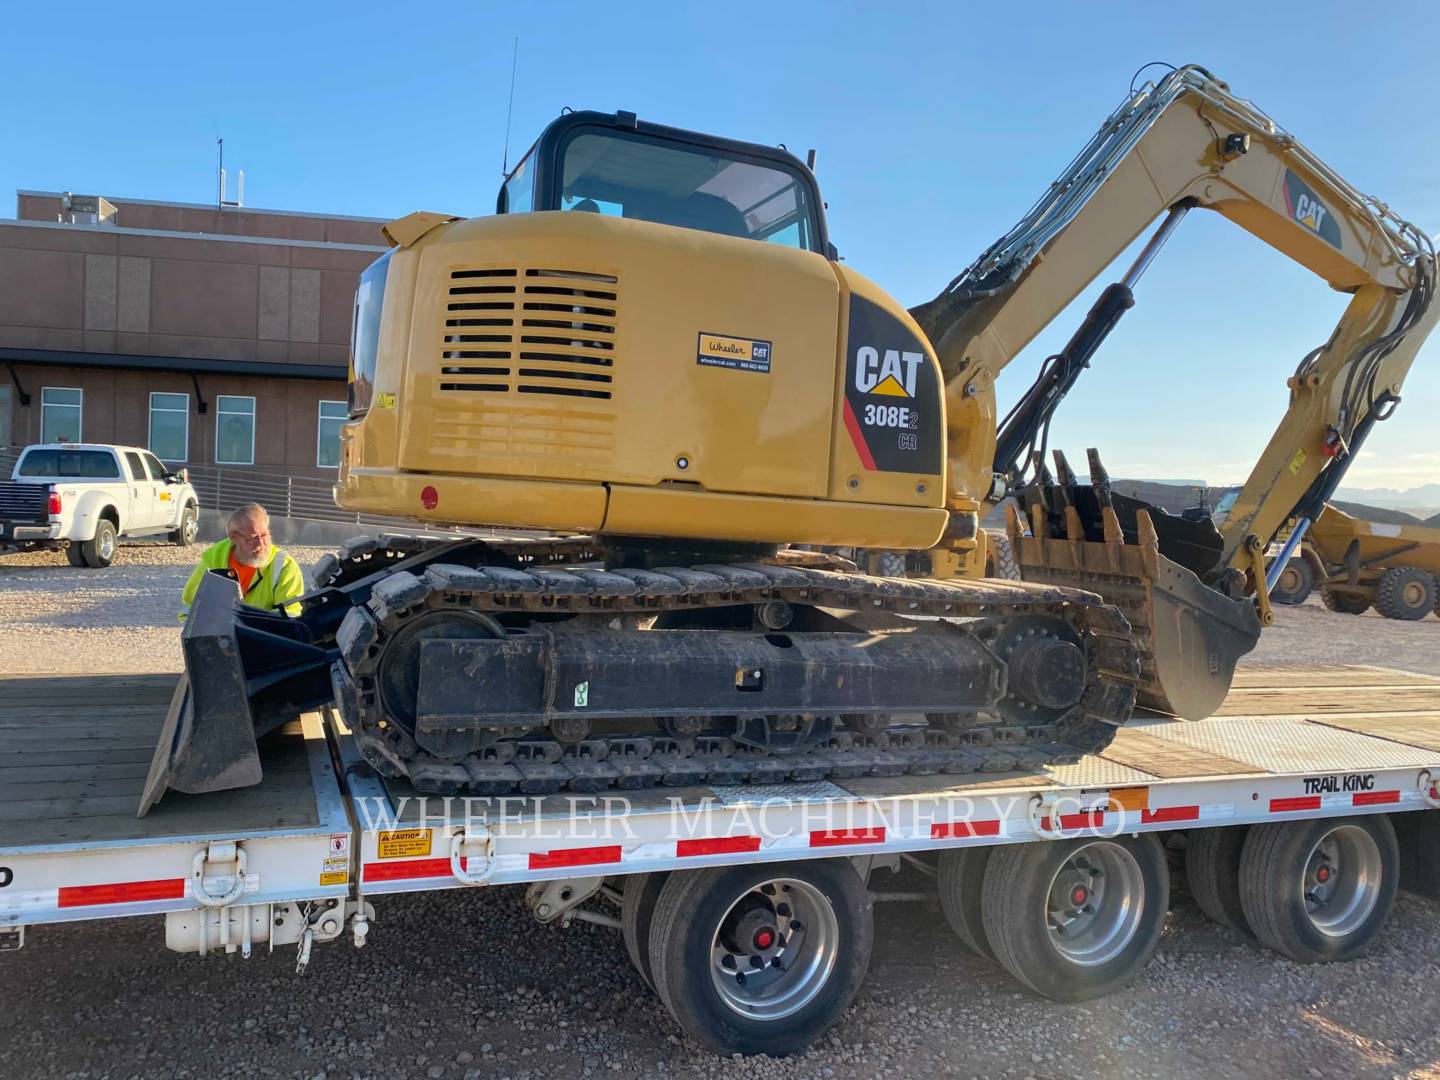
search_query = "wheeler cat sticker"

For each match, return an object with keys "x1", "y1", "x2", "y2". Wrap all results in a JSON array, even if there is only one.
[
  {"x1": 843, "y1": 295, "x2": 942, "y2": 474},
  {"x1": 696, "y1": 332, "x2": 772, "y2": 373}
]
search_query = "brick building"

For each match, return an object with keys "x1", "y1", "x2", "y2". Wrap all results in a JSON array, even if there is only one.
[{"x1": 0, "y1": 190, "x2": 388, "y2": 480}]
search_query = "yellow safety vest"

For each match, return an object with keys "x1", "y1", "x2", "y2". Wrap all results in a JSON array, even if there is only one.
[{"x1": 180, "y1": 539, "x2": 305, "y2": 620}]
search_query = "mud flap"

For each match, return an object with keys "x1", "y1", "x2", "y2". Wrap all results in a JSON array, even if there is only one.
[
  {"x1": 1009, "y1": 504, "x2": 1260, "y2": 720},
  {"x1": 138, "y1": 574, "x2": 263, "y2": 816}
]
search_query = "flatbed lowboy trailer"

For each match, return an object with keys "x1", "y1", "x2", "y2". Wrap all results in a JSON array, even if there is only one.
[{"x1": 5, "y1": 666, "x2": 1440, "y2": 1056}]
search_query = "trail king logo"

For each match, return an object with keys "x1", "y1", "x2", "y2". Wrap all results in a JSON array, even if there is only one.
[{"x1": 855, "y1": 346, "x2": 923, "y2": 398}]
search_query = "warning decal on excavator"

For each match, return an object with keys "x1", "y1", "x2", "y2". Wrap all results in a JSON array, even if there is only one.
[
  {"x1": 1283, "y1": 170, "x2": 1342, "y2": 250},
  {"x1": 696, "y1": 332, "x2": 772, "y2": 373},
  {"x1": 842, "y1": 296, "x2": 942, "y2": 475}
]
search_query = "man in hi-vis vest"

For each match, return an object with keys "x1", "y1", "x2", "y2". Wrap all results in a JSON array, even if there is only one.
[{"x1": 180, "y1": 503, "x2": 304, "y2": 620}]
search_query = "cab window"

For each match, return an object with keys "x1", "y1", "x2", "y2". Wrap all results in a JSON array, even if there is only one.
[
  {"x1": 557, "y1": 131, "x2": 817, "y2": 251},
  {"x1": 501, "y1": 152, "x2": 534, "y2": 215}
]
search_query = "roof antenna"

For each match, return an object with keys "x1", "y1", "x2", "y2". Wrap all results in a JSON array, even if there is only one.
[{"x1": 501, "y1": 37, "x2": 519, "y2": 176}]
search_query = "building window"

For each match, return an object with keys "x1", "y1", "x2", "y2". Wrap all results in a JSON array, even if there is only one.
[
  {"x1": 216, "y1": 395, "x2": 256, "y2": 465},
  {"x1": 149, "y1": 392, "x2": 189, "y2": 462},
  {"x1": 317, "y1": 400, "x2": 346, "y2": 468},
  {"x1": 41, "y1": 387, "x2": 83, "y2": 443}
]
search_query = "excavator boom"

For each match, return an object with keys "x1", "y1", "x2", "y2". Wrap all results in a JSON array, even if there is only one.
[{"x1": 911, "y1": 64, "x2": 1437, "y2": 717}]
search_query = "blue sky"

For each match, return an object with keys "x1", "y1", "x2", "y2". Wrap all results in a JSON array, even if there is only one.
[{"x1": 5, "y1": 0, "x2": 1438, "y2": 488}]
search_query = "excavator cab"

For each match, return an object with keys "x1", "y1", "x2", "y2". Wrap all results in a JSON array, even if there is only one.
[{"x1": 496, "y1": 110, "x2": 832, "y2": 255}]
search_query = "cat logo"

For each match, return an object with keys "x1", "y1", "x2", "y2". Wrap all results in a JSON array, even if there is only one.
[
  {"x1": 855, "y1": 346, "x2": 923, "y2": 398},
  {"x1": 1283, "y1": 170, "x2": 1342, "y2": 249}
]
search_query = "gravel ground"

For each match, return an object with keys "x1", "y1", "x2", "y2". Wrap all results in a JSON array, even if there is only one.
[{"x1": 3, "y1": 546, "x2": 1440, "y2": 1078}]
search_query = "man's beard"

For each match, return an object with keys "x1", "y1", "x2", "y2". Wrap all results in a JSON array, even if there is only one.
[{"x1": 232, "y1": 544, "x2": 269, "y2": 568}]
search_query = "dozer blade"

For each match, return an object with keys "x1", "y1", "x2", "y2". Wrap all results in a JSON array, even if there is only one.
[
  {"x1": 139, "y1": 574, "x2": 265, "y2": 815},
  {"x1": 1008, "y1": 460, "x2": 1261, "y2": 720}
]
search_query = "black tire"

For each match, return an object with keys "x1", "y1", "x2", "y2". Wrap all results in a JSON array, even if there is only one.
[
  {"x1": 621, "y1": 872, "x2": 669, "y2": 993},
  {"x1": 981, "y1": 834, "x2": 1169, "y2": 1002},
  {"x1": 986, "y1": 530, "x2": 1020, "y2": 581},
  {"x1": 647, "y1": 861, "x2": 873, "y2": 1057},
  {"x1": 80, "y1": 518, "x2": 117, "y2": 568},
  {"x1": 1185, "y1": 826, "x2": 1251, "y2": 934},
  {"x1": 875, "y1": 552, "x2": 906, "y2": 578},
  {"x1": 1375, "y1": 566, "x2": 1435, "y2": 621},
  {"x1": 65, "y1": 542, "x2": 87, "y2": 567},
  {"x1": 170, "y1": 502, "x2": 199, "y2": 547},
  {"x1": 1270, "y1": 558, "x2": 1313, "y2": 606},
  {"x1": 1239, "y1": 815, "x2": 1398, "y2": 963},
  {"x1": 1320, "y1": 587, "x2": 1371, "y2": 615},
  {"x1": 937, "y1": 847, "x2": 995, "y2": 960},
  {"x1": 1393, "y1": 810, "x2": 1440, "y2": 901}
]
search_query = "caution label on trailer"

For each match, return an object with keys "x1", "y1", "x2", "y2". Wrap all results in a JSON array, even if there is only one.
[
  {"x1": 320, "y1": 856, "x2": 349, "y2": 886},
  {"x1": 378, "y1": 828, "x2": 434, "y2": 859}
]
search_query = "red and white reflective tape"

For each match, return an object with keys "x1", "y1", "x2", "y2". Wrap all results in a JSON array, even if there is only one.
[{"x1": 1269, "y1": 790, "x2": 1401, "y2": 815}]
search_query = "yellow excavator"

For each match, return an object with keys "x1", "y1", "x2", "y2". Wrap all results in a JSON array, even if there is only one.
[{"x1": 143, "y1": 64, "x2": 1437, "y2": 808}]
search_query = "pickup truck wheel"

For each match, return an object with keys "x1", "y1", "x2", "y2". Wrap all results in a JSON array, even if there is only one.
[
  {"x1": 1239, "y1": 816, "x2": 1398, "y2": 963},
  {"x1": 171, "y1": 503, "x2": 199, "y2": 547},
  {"x1": 647, "y1": 861, "x2": 873, "y2": 1057},
  {"x1": 982, "y1": 834, "x2": 1168, "y2": 1002},
  {"x1": 81, "y1": 519, "x2": 117, "y2": 568},
  {"x1": 65, "y1": 542, "x2": 87, "y2": 567}
]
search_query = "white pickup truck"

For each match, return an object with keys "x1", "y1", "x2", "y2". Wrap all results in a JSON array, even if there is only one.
[{"x1": 0, "y1": 443, "x2": 200, "y2": 567}]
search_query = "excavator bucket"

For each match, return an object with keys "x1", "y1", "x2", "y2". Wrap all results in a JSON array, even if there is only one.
[
  {"x1": 139, "y1": 572, "x2": 334, "y2": 816},
  {"x1": 1007, "y1": 451, "x2": 1262, "y2": 720}
]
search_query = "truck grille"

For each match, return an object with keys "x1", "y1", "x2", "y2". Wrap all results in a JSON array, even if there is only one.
[{"x1": 439, "y1": 267, "x2": 617, "y2": 400}]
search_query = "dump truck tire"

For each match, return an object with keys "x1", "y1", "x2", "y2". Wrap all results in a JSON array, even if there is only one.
[
  {"x1": 1270, "y1": 558, "x2": 1313, "y2": 606},
  {"x1": 986, "y1": 531, "x2": 1020, "y2": 581},
  {"x1": 1375, "y1": 566, "x2": 1435, "y2": 621},
  {"x1": 1320, "y1": 587, "x2": 1370, "y2": 615}
]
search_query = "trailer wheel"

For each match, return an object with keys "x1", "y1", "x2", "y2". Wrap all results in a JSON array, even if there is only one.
[
  {"x1": 1239, "y1": 816, "x2": 1398, "y2": 963},
  {"x1": 647, "y1": 861, "x2": 873, "y2": 1057},
  {"x1": 982, "y1": 834, "x2": 1168, "y2": 1002},
  {"x1": 1320, "y1": 587, "x2": 1371, "y2": 615},
  {"x1": 937, "y1": 847, "x2": 995, "y2": 959},
  {"x1": 1375, "y1": 567, "x2": 1435, "y2": 621},
  {"x1": 1270, "y1": 559, "x2": 1313, "y2": 606},
  {"x1": 80, "y1": 518, "x2": 117, "y2": 568},
  {"x1": 621, "y1": 872, "x2": 669, "y2": 993},
  {"x1": 1185, "y1": 826, "x2": 1250, "y2": 934}
]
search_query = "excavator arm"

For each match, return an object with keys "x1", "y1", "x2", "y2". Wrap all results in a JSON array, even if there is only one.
[
  {"x1": 910, "y1": 64, "x2": 1438, "y2": 719},
  {"x1": 911, "y1": 64, "x2": 1437, "y2": 585}
]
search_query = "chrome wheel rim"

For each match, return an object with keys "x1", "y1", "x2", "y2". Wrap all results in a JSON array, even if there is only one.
[
  {"x1": 183, "y1": 511, "x2": 198, "y2": 543},
  {"x1": 1303, "y1": 825, "x2": 1382, "y2": 937},
  {"x1": 709, "y1": 878, "x2": 839, "y2": 1020},
  {"x1": 98, "y1": 529, "x2": 115, "y2": 561},
  {"x1": 1046, "y1": 841, "x2": 1144, "y2": 966}
]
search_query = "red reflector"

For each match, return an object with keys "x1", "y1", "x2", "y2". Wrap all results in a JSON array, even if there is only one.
[
  {"x1": 47, "y1": 490, "x2": 63, "y2": 516},
  {"x1": 1353, "y1": 790, "x2": 1400, "y2": 807},
  {"x1": 677, "y1": 836, "x2": 761, "y2": 858},
  {"x1": 528, "y1": 845, "x2": 623, "y2": 870},
  {"x1": 931, "y1": 819, "x2": 1001, "y2": 839},
  {"x1": 1270, "y1": 796, "x2": 1322, "y2": 814},
  {"x1": 1141, "y1": 806, "x2": 1200, "y2": 824},
  {"x1": 58, "y1": 877, "x2": 185, "y2": 908},
  {"x1": 362, "y1": 858, "x2": 452, "y2": 882},
  {"x1": 1057, "y1": 810, "x2": 1105, "y2": 830},
  {"x1": 420, "y1": 485, "x2": 439, "y2": 510},
  {"x1": 810, "y1": 827, "x2": 885, "y2": 847}
]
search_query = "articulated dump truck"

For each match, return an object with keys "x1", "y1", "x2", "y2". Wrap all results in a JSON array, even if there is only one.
[{"x1": 142, "y1": 64, "x2": 1439, "y2": 813}]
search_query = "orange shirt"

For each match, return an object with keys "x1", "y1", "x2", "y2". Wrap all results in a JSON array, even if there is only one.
[{"x1": 228, "y1": 552, "x2": 259, "y2": 595}]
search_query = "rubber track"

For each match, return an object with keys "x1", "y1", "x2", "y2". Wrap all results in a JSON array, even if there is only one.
[{"x1": 333, "y1": 554, "x2": 1141, "y2": 796}]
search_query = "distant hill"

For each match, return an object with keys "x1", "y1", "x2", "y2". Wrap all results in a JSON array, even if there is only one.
[
  {"x1": 1335, "y1": 483, "x2": 1440, "y2": 517},
  {"x1": 1330, "y1": 500, "x2": 1423, "y2": 527}
]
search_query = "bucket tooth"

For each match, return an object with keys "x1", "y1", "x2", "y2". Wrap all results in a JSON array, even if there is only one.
[
  {"x1": 1086, "y1": 447, "x2": 1112, "y2": 507},
  {"x1": 1052, "y1": 449, "x2": 1078, "y2": 493}
]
